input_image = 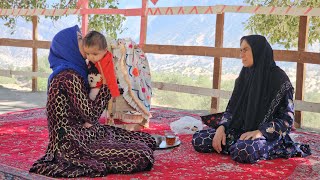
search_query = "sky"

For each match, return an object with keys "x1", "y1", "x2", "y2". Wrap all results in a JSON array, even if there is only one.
[
  {"x1": 1, "y1": 0, "x2": 319, "y2": 52},
  {"x1": 117, "y1": 0, "x2": 247, "y2": 8},
  {"x1": 0, "y1": 1, "x2": 279, "y2": 43},
  {"x1": 115, "y1": 0, "x2": 250, "y2": 42},
  {"x1": 0, "y1": 0, "x2": 319, "y2": 71},
  {"x1": 0, "y1": 0, "x2": 252, "y2": 47}
]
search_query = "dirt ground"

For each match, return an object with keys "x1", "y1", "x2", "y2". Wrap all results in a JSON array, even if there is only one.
[{"x1": 0, "y1": 84, "x2": 47, "y2": 114}]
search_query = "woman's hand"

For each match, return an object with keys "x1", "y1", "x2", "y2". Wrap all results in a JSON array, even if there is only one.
[
  {"x1": 212, "y1": 125, "x2": 226, "y2": 153},
  {"x1": 83, "y1": 122, "x2": 93, "y2": 128},
  {"x1": 97, "y1": 62, "x2": 107, "y2": 84},
  {"x1": 239, "y1": 130, "x2": 263, "y2": 140}
]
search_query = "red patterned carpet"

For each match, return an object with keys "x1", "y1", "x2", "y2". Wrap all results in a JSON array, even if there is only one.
[{"x1": 0, "y1": 108, "x2": 319, "y2": 179}]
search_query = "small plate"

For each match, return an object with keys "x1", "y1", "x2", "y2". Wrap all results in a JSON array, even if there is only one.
[{"x1": 152, "y1": 134, "x2": 181, "y2": 150}]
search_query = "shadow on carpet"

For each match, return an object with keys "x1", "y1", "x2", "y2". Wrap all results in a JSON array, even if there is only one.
[{"x1": 0, "y1": 108, "x2": 319, "y2": 179}]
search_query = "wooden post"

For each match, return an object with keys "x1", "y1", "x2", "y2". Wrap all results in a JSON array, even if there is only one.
[
  {"x1": 210, "y1": 13, "x2": 224, "y2": 113},
  {"x1": 139, "y1": 0, "x2": 148, "y2": 48},
  {"x1": 295, "y1": 16, "x2": 309, "y2": 128},
  {"x1": 32, "y1": 16, "x2": 38, "y2": 92},
  {"x1": 81, "y1": 0, "x2": 89, "y2": 36},
  {"x1": 137, "y1": 0, "x2": 148, "y2": 127}
]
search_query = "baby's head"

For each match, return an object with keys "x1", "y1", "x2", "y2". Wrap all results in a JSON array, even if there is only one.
[{"x1": 83, "y1": 31, "x2": 108, "y2": 63}]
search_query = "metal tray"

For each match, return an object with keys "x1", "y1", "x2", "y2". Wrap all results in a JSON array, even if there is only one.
[{"x1": 152, "y1": 134, "x2": 181, "y2": 150}]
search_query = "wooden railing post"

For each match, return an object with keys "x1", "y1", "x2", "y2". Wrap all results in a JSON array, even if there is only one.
[
  {"x1": 210, "y1": 13, "x2": 224, "y2": 113},
  {"x1": 295, "y1": 16, "x2": 309, "y2": 128},
  {"x1": 139, "y1": 0, "x2": 148, "y2": 48},
  {"x1": 81, "y1": 0, "x2": 89, "y2": 36},
  {"x1": 32, "y1": 16, "x2": 38, "y2": 92}
]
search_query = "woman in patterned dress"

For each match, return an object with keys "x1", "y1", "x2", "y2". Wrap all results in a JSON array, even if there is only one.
[
  {"x1": 192, "y1": 35, "x2": 311, "y2": 163},
  {"x1": 29, "y1": 25, "x2": 156, "y2": 177}
]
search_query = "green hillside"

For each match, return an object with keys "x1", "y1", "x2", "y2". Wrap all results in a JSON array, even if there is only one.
[{"x1": 151, "y1": 72, "x2": 320, "y2": 130}]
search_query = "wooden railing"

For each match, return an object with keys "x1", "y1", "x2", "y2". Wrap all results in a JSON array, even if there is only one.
[
  {"x1": 0, "y1": 2, "x2": 320, "y2": 128},
  {"x1": 1, "y1": 40, "x2": 319, "y2": 113}
]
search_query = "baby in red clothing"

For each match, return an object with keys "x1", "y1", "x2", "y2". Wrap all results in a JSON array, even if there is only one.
[{"x1": 83, "y1": 31, "x2": 120, "y2": 100}]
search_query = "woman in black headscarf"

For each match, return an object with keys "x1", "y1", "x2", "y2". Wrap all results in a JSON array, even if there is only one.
[{"x1": 192, "y1": 35, "x2": 311, "y2": 163}]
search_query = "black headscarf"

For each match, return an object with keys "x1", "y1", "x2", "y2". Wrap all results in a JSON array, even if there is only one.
[{"x1": 228, "y1": 35, "x2": 293, "y2": 131}]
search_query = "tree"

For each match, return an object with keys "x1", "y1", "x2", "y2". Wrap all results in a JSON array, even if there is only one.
[
  {"x1": 244, "y1": 0, "x2": 320, "y2": 49},
  {"x1": 0, "y1": 0, "x2": 126, "y2": 38}
]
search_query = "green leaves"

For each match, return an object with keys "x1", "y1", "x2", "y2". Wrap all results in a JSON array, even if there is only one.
[
  {"x1": 0, "y1": 0, "x2": 125, "y2": 38},
  {"x1": 244, "y1": 0, "x2": 320, "y2": 49}
]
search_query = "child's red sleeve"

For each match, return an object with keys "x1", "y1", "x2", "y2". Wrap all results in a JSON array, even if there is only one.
[{"x1": 95, "y1": 52, "x2": 120, "y2": 97}]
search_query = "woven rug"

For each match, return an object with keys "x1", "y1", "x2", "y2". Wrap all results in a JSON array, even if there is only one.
[{"x1": 0, "y1": 108, "x2": 319, "y2": 179}]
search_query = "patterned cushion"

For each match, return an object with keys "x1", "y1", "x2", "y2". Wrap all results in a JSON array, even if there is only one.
[{"x1": 200, "y1": 112, "x2": 224, "y2": 129}]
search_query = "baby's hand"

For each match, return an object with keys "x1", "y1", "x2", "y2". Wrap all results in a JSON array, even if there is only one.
[{"x1": 83, "y1": 122, "x2": 93, "y2": 128}]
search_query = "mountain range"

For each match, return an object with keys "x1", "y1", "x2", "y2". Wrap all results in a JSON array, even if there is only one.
[{"x1": 0, "y1": 1, "x2": 319, "y2": 93}]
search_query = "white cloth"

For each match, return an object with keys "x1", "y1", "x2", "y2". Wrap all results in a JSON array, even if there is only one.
[{"x1": 170, "y1": 116, "x2": 203, "y2": 134}]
